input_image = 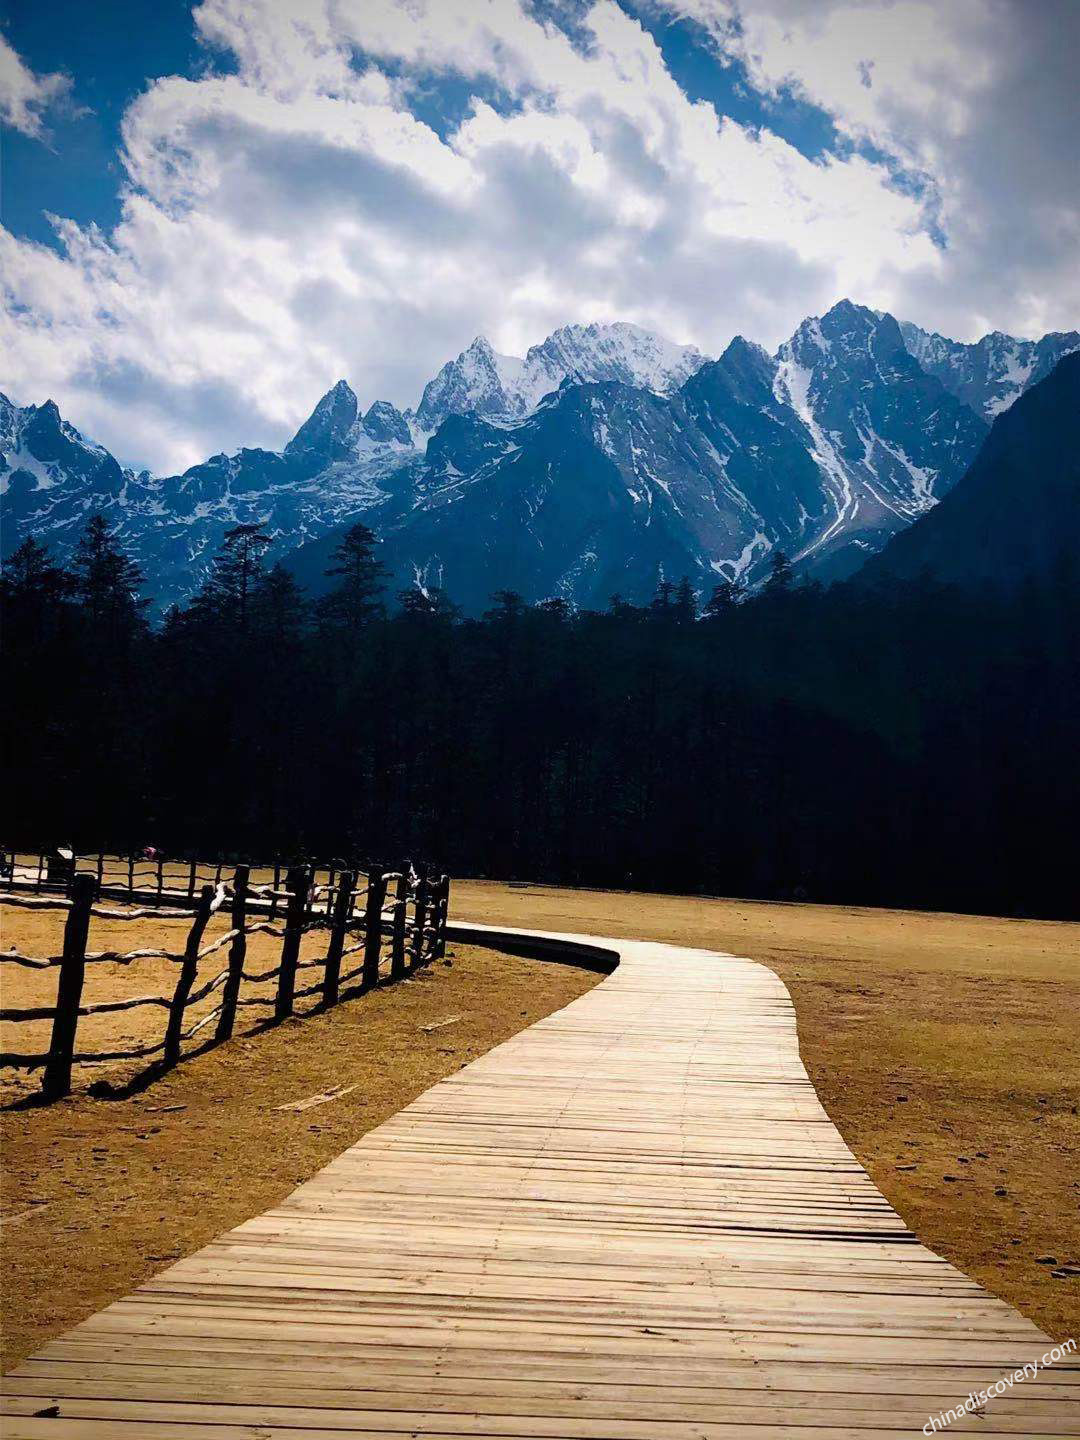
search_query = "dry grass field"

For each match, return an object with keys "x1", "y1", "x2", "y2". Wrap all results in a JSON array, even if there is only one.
[
  {"x1": 0, "y1": 910, "x2": 601, "y2": 1371},
  {"x1": 452, "y1": 879, "x2": 1080, "y2": 1343}
]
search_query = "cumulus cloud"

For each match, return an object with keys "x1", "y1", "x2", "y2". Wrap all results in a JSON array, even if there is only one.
[
  {"x1": 0, "y1": 33, "x2": 70, "y2": 137},
  {"x1": 0, "y1": 0, "x2": 1076, "y2": 472},
  {"x1": 656, "y1": 0, "x2": 1080, "y2": 339}
]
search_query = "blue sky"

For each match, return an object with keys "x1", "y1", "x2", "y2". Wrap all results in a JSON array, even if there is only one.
[
  {"x1": 1, "y1": 0, "x2": 1077, "y2": 472},
  {"x1": 2, "y1": 1, "x2": 205, "y2": 244}
]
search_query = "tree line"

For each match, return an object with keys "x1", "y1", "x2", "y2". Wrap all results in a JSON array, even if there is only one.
[{"x1": 3, "y1": 516, "x2": 1077, "y2": 919}]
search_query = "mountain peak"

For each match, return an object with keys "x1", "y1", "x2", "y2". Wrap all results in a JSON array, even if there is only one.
[
  {"x1": 284, "y1": 379, "x2": 359, "y2": 458},
  {"x1": 31, "y1": 399, "x2": 63, "y2": 426},
  {"x1": 818, "y1": 298, "x2": 893, "y2": 336},
  {"x1": 721, "y1": 335, "x2": 772, "y2": 365},
  {"x1": 823, "y1": 297, "x2": 865, "y2": 319},
  {"x1": 362, "y1": 399, "x2": 411, "y2": 446},
  {"x1": 414, "y1": 335, "x2": 524, "y2": 432}
]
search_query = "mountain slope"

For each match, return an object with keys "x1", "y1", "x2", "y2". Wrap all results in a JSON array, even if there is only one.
[
  {"x1": 898, "y1": 322, "x2": 1079, "y2": 420},
  {"x1": 290, "y1": 380, "x2": 749, "y2": 611},
  {"x1": 861, "y1": 352, "x2": 1080, "y2": 588},
  {"x1": 770, "y1": 303, "x2": 988, "y2": 578}
]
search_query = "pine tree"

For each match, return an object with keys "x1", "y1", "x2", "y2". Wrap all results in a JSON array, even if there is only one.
[
  {"x1": 650, "y1": 578, "x2": 676, "y2": 616},
  {"x1": 1, "y1": 536, "x2": 73, "y2": 609},
  {"x1": 397, "y1": 587, "x2": 460, "y2": 624},
  {"x1": 252, "y1": 563, "x2": 309, "y2": 646},
  {"x1": 608, "y1": 593, "x2": 639, "y2": 619},
  {"x1": 71, "y1": 514, "x2": 149, "y2": 637},
  {"x1": 764, "y1": 550, "x2": 794, "y2": 593},
  {"x1": 536, "y1": 597, "x2": 571, "y2": 622},
  {"x1": 316, "y1": 522, "x2": 387, "y2": 634},
  {"x1": 194, "y1": 523, "x2": 271, "y2": 633},
  {"x1": 673, "y1": 576, "x2": 696, "y2": 624},
  {"x1": 484, "y1": 590, "x2": 526, "y2": 623},
  {"x1": 702, "y1": 579, "x2": 741, "y2": 618}
]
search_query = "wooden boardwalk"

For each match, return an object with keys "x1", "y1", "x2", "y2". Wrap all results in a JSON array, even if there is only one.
[{"x1": 4, "y1": 927, "x2": 1078, "y2": 1437}]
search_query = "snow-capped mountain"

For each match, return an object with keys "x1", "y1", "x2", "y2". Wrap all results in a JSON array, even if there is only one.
[
  {"x1": 766, "y1": 303, "x2": 986, "y2": 576},
  {"x1": 1, "y1": 304, "x2": 1068, "y2": 612},
  {"x1": 414, "y1": 322, "x2": 706, "y2": 432},
  {"x1": 898, "y1": 322, "x2": 1079, "y2": 420},
  {"x1": 288, "y1": 303, "x2": 987, "y2": 610},
  {"x1": 1, "y1": 384, "x2": 418, "y2": 605},
  {"x1": 0, "y1": 398, "x2": 132, "y2": 548}
]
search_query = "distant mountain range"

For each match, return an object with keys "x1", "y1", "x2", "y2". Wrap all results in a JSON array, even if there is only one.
[{"x1": 2, "y1": 303, "x2": 1076, "y2": 612}]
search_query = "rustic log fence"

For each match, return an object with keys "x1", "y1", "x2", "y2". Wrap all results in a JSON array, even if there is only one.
[{"x1": 0, "y1": 854, "x2": 450, "y2": 1100}]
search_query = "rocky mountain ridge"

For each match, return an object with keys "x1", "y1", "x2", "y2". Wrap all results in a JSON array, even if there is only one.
[{"x1": 3, "y1": 305, "x2": 1073, "y2": 612}]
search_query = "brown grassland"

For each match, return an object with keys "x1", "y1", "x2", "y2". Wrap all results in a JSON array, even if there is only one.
[
  {"x1": 452, "y1": 878, "x2": 1080, "y2": 1343},
  {"x1": 0, "y1": 912, "x2": 601, "y2": 1371}
]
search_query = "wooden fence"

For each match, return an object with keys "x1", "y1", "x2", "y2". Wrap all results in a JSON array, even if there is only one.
[{"x1": 0, "y1": 856, "x2": 450, "y2": 1100}]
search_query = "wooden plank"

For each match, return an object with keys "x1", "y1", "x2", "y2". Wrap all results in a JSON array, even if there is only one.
[{"x1": 4, "y1": 925, "x2": 1077, "y2": 1439}]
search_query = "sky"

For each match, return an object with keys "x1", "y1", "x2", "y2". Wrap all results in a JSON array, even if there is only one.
[{"x1": 1, "y1": 0, "x2": 1078, "y2": 474}]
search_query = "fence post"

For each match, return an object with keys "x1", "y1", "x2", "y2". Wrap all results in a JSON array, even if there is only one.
[
  {"x1": 322, "y1": 869, "x2": 354, "y2": 1007},
  {"x1": 41, "y1": 874, "x2": 95, "y2": 1100},
  {"x1": 270, "y1": 859, "x2": 281, "y2": 923},
  {"x1": 434, "y1": 875, "x2": 450, "y2": 959},
  {"x1": 412, "y1": 872, "x2": 430, "y2": 967},
  {"x1": 304, "y1": 868, "x2": 318, "y2": 928},
  {"x1": 96, "y1": 852, "x2": 104, "y2": 893},
  {"x1": 187, "y1": 859, "x2": 197, "y2": 902},
  {"x1": 276, "y1": 866, "x2": 308, "y2": 1021},
  {"x1": 127, "y1": 853, "x2": 135, "y2": 900},
  {"x1": 216, "y1": 866, "x2": 249, "y2": 1043},
  {"x1": 362, "y1": 870, "x2": 388, "y2": 990},
  {"x1": 164, "y1": 884, "x2": 215, "y2": 1067},
  {"x1": 156, "y1": 855, "x2": 164, "y2": 904},
  {"x1": 390, "y1": 872, "x2": 409, "y2": 980}
]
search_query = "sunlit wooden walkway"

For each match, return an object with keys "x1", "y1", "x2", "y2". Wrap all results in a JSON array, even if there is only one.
[{"x1": 4, "y1": 926, "x2": 1079, "y2": 1437}]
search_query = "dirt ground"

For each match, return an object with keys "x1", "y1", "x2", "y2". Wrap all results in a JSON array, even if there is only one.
[
  {"x1": 452, "y1": 879, "x2": 1080, "y2": 1343},
  {"x1": 0, "y1": 921, "x2": 600, "y2": 1371}
]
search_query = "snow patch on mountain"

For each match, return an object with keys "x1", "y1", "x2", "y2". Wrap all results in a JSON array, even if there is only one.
[
  {"x1": 414, "y1": 322, "x2": 706, "y2": 433},
  {"x1": 899, "y1": 322, "x2": 1079, "y2": 420}
]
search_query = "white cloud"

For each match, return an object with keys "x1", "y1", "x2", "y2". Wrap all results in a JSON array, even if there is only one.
[
  {"x1": 656, "y1": 0, "x2": 1080, "y2": 341},
  {"x1": 0, "y1": 0, "x2": 1075, "y2": 473},
  {"x1": 0, "y1": 33, "x2": 70, "y2": 137}
]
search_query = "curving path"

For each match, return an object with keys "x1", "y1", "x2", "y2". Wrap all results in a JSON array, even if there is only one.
[{"x1": 3, "y1": 925, "x2": 1078, "y2": 1436}]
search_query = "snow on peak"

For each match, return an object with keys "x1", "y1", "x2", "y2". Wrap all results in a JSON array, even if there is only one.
[
  {"x1": 414, "y1": 336, "x2": 526, "y2": 432},
  {"x1": 414, "y1": 320, "x2": 706, "y2": 432},
  {"x1": 521, "y1": 321, "x2": 705, "y2": 403}
]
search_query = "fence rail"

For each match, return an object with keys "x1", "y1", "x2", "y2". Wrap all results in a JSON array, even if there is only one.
[{"x1": 0, "y1": 851, "x2": 450, "y2": 1100}]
